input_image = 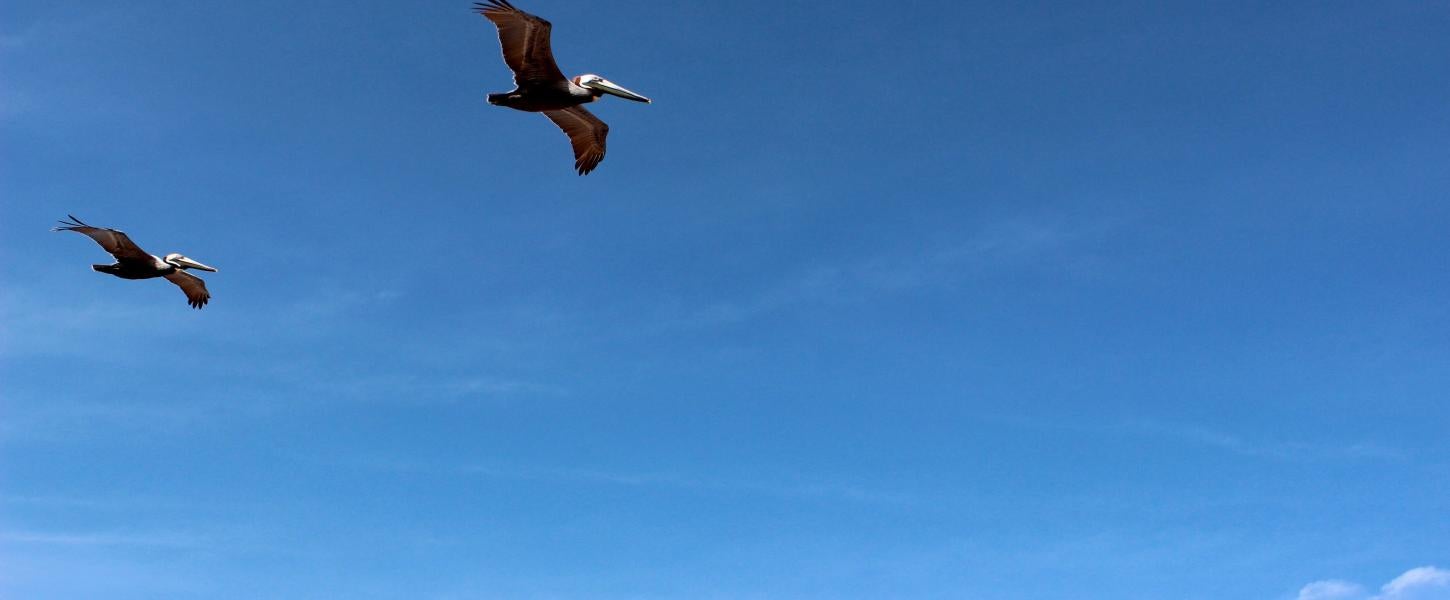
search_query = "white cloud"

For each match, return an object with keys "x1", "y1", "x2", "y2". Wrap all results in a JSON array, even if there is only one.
[
  {"x1": 1297, "y1": 567, "x2": 1450, "y2": 600},
  {"x1": 1379, "y1": 567, "x2": 1450, "y2": 599},
  {"x1": 1299, "y1": 580, "x2": 1366, "y2": 600}
]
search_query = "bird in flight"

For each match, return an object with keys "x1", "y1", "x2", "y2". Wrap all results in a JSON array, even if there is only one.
[
  {"x1": 54, "y1": 215, "x2": 218, "y2": 309},
  {"x1": 475, "y1": 0, "x2": 651, "y2": 175}
]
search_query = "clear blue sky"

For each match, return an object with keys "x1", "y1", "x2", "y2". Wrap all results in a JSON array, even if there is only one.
[{"x1": 2, "y1": 1, "x2": 1448, "y2": 598}]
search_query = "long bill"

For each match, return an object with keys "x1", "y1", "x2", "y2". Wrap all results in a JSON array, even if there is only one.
[
  {"x1": 587, "y1": 78, "x2": 651, "y2": 103},
  {"x1": 174, "y1": 257, "x2": 218, "y2": 272}
]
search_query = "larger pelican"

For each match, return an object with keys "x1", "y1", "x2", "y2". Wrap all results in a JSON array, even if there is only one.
[
  {"x1": 54, "y1": 215, "x2": 217, "y2": 309},
  {"x1": 475, "y1": 0, "x2": 651, "y2": 175}
]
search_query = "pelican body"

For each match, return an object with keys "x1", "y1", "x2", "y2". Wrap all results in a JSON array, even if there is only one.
[
  {"x1": 54, "y1": 215, "x2": 218, "y2": 309},
  {"x1": 475, "y1": 0, "x2": 651, "y2": 174},
  {"x1": 487, "y1": 74, "x2": 646, "y2": 113},
  {"x1": 93, "y1": 255, "x2": 196, "y2": 280}
]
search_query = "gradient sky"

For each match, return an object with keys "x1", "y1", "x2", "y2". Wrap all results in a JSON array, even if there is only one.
[{"x1": 2, "y1": 1, "x2": 1449, "y2": 599}]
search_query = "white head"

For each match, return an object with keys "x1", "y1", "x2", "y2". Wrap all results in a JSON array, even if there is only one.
[
  {"x1": 165, "y1": 253, "x2": 218, "y2": 272},
  {"x1": 573, "y1": 74, "x2": 652, "y2": 103}
]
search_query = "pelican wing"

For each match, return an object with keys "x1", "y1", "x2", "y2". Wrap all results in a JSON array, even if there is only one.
[
  {"x1": 53, "y1": 215, "x2": 153, "y2": 265},
  {"x1": 474, "y1": 1, "x2": 566, "y2": 85},
  {"x1": 163, "y1": 270, "x2": 211, "y2": 309},
  {"x1": 543, "y1": 106, "x2": 609, "y2": 175}
]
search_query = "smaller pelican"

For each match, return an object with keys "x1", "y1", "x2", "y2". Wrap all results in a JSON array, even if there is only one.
[
  {"x1": 476, "y1": 0, "x2": 651, "y2": 175},
  {"x1": 54, "y1": 215, "x2": 218, "y2": 309}
]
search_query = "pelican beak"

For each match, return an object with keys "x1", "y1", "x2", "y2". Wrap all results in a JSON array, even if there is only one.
[
  {"x1": 586, "y1": 78, "x2": 651, "y2": 103},
  {"x1": 175, "y1": 257, "x2": 218, "y2": 272}
]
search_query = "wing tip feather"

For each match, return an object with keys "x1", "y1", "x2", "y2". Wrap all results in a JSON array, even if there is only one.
[
  {"x1": 54, "y1": 214, "x2": 88, "y2": 231},
  {"x1": 473, "y1": 0, "x2": 517, "y2": 16},
  {"x1": 575, "y1": 154, "x2": 604, "y2": 175}
]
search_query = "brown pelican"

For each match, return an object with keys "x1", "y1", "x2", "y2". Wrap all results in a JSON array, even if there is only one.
[
  {"x1": 53, "y1": 215, "x2": 217, "y2": 309},
  {"x1": 475, "y1": 0, "x2": 651, "y2": 175}
]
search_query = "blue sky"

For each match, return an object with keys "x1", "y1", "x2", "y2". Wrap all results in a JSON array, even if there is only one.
[{"x1": 2, "y1": 1, "x2": 1448, "y2": 598}]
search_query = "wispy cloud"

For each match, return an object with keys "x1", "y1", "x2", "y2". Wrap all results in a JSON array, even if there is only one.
[
  {"x1": 0, "y1": 371, "x2": 559, "y2": 446},
  {"x1": 0, "y1": 396, "x2": 225, "y2": 444},
  {"x1": 1300, "y1": 580, "x2": 1369, "y2": 600},
  {"x1": 462, "y1": 463, "x2": 916, "y2": 505},
  {"x1": 1297, "y1": 566, "x2": 1450, "y2": 600},
  {"x1": 0, "y1": 492, "x2": 206, "y2": 512},
  {"x1": 0, "y1": 289, "x2": 180, "y2": 361},
  {"x1": 982, "y1": 413, "x2": 1405, "y2": 463},
  {"x1": 1117, "y1": 419, "x2": 1407, "y2": 462},
  {"x1": 0, "y1": 282, "x2": 564, "y2": 444},
  {"x1": 301, "y1": 372, "x2": 567, "y2": 404},
  {"x1": 0, "y1": 282, "x2": 406, "y2": 361},
  {"x1": 631, "y1": 215, "x2": 1114, "y2": 334},
  {"x1": 0, "y1": 530, "x2": 202, "y2": 548},
  {"x1": 350, "y1": 458, "x2": 916, "y2": 506},
  {"x1": 845, "y1": 217, "x2": 1094, "y2": 291}
]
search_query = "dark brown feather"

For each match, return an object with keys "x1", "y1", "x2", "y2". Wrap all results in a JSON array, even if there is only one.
[
  {"x1": 164, "y1": 270, "x2": 211, "y2": 309},
  {"x1": 474, "y1": 0, "x2": 567, "y2": 85},
  {"x1": 543, "y1": 106, "x2": 609, "y2": 175},
  {"x1": 53, "y1": 215, "x2": 154, "y2": 265}
]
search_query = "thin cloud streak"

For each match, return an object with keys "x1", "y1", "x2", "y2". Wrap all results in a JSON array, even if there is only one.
[
  {"x1": 0, "y1": 492, "x2": 216, "y2": 512},
  {"x1": 303, "y1": 373, "x2": 568, "y2": 404},
  {"x1": 353, "y1": 458, "x2": 917, "y2": 507},
  {"x1": 0, "y1": 396, "x2": 222, "y2": 444},
  {"x1": 461, "y1": 463, "x2": 917, "y2": 505},
  {"x1": 1121, "y1": 420, "x2": 1406, "y2": 462},
  {"x1": 981, "y1": 413, "x2": 1406, "y2": 463},
  {"x1": 0, "y1": 284, "x2": 399, "y2": 361},
  {"x1": 0, "y1": 530, "x2": 202, "y2": 548},
  {"x1": 628, "y1": 215, "x2": 1116, "y2": 335}
]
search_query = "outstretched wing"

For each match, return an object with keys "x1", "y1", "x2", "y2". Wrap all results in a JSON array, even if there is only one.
[
  {"x1": 163, "y1": 270, "x2": 211, "y2": 309},
  {"x1": 474, "y1": 0, "x2": 567, "y2": 85},
  {"x1": 543, "y1": 106, "x2": 609, "y2": 175},
  {"x1": 53, "y1": 215, "x2": 153, "y2": 265}
]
